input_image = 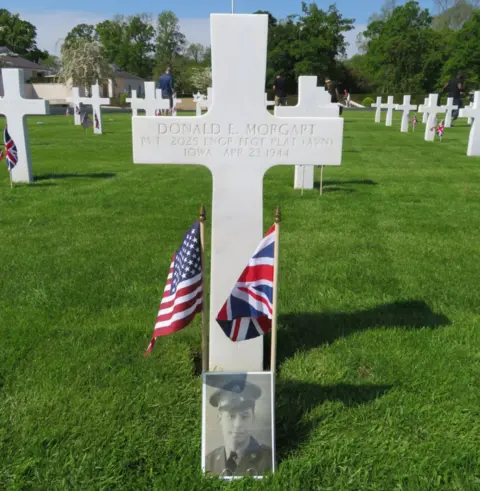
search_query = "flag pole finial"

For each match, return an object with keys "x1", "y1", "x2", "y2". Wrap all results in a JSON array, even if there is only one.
[{"x1": 275, "y1": 206, "x2": 281, "y2": 223}]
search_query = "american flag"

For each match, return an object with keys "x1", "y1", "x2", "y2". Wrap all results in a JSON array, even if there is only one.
[
  {"x1": 145, "y1": 221, "x2": 203, "y2": 355},
  {"x1": 66, "y1": 106, "x2": 70, "y2": 116},
  {"x1": 4, "y1": 128, "x2": 18, "y2": 171},
  {"x1": 436, "y1": 120, "x2": 445, "y2": 137},
  {"x1": 80, "y1": 111, "x2": 92, "y2": 129},
  {"x1": 94, "y1": 112, "x2": 99, "y2": 129},
  {"x1": 216, "y1": 225, "x2": 275, "y2": 342},
  {"x1": 75, "y1": 105, "x2": 80, "y2": 115}
]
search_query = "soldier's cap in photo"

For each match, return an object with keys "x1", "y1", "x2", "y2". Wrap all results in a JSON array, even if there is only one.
[{"x1": 209, "y1": 378, "x2": 262, "y2": 412}]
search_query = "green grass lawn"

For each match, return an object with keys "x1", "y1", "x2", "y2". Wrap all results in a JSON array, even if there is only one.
[{"x1": 0, "y1": 111, "x2": 479, "y2": 490}]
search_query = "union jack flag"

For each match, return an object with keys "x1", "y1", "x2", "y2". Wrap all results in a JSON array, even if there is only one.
[
  {"x1": 4, "y1": 128, "x2": 18, "y2": 171},
  {"x1": 216, "y1": 225, "x2": 275, "y2": 342},
  {"x1": 94, "y1": 112, "x2": 99, "y2": 129},
  {"x1": 145, "y1": 221, "x2": 203, "y2": 355},
  {"x1": 412, "y1": 114, "x2": 417, "y2": 127},
  {"x1": 436, "y1": 120, "x2": 445, "y2": 137}
]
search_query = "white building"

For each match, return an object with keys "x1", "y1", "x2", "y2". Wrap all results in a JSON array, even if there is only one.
[{"x1": 0, "y1": 48, "x2": 146, "y2": 103}]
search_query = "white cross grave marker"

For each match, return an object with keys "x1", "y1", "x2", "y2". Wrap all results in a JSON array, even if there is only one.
[
  {"x1": 132, "y1": 14, "x2": 344, "y2": 372},
  {"x1": 127, "y1": 82, "x2": 157, "y2": 116},
  {"x1": 421, "y1": 97, "x2": 429, "y2": 124},
  {"x1": 126, "y1": 89, "x2": 139, "y2": 116},
  {"x1": 382, "y1": 96, "x2": 396, "y2": 127},
  {"x1": 193, "y1": 92, "x2": 205, "y2": 116},
  {"x1": 396, "y1": 95, "x2": 418, "y2": 133},
  {"x1": 418, "y1": 94, "x2": 447, "y2": 142},
  {"x1": 459, "y1": 91, "x2": 480, "y2": 156},
  {"x1": 444, "y1": 97, "x2": 458, "y2": 128},
  {"x1": 77, "y1": 83, "x2": 110, "y2": 134},
  {"x1": 274, "y1": 76, "x2": 340, "y2": 190},
  {"x1": 371, "y1": 96, "x2": 382, "y2": 123},
  {"x1": 71, "y1": 87, "x2": 83, "y2": 125},
  {"x1": 0, "y1": 68, "x2": 49, "y2": 182}
]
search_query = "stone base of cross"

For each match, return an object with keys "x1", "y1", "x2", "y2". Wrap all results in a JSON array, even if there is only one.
[
  {"x1": 395, "y1": 95, "x2": 417, "y2": 133},
  {"x1": 77, "y1": 83, "x2": 110, "y2": 134},
  {"x1": 444, "y1": 97, "x2": 458, "y2": 128},
  {"x1": 418, "y1": 94, "x2": 447, "y2": 142},
  {"x1": 0, "y1": 68, "x2": 49, "y2": 182},
  {"x1": 371, "y1": 96, "x2": 382, "y2": 123},
  {"x1": 274, "y1": 76, "x2": 340, "y2": 190},
  {"x1": 459, "y1": 91, "x2": 480, "y2": 156},
  {"x1": 132, "y1": 14, "x2": 343, "y2": 372}
]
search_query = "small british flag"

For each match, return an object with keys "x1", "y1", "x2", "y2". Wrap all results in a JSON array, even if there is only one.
[
  {"x1": 216, "y1": 225, "x2": 276, "y2": 342},
  {"x1": 411, "y1": 113, "x2": 418, "y2": 130},
  {"x1": 436, "y1": 120, "x2": 445, "y2": 138},
  {"x1": 4, "y1": 128, "x2": 18, "y2": 171}
]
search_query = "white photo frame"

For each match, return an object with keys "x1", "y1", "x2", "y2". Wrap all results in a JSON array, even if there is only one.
[{"x1": 201, "y1": 371, "x2": 275, "y2": 479}]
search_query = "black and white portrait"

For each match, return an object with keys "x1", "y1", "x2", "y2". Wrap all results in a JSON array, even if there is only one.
[{"x1": 202, "y1": 372, "x2": 275, "y2": 479}]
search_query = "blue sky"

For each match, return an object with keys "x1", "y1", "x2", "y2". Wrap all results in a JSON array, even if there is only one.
[{"x1": 11, "y1": 0, "x2": 438, "y2": 59}]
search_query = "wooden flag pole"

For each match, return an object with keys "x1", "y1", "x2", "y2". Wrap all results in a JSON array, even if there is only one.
[
  {"x1": 320, "y1": 165, "x2": 324, "y2": 196},
  {"x1": 301, "y1": 166, "x2": 305, "y2": 196},
  {"x1": 199, "y1": 204, "x2": 209, "y2": 373},
  {"x1": 270, "y1": 206, "x2": 281, "y2": 374}
]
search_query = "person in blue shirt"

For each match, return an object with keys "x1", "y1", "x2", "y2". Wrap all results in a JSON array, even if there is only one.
[{"x1": 157, "y1": 67, "x2": 174, "y2": 114}]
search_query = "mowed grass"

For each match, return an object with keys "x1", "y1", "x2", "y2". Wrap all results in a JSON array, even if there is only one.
[{"x1": 0, "y1": 110, "x2": 479, "y2": 490}]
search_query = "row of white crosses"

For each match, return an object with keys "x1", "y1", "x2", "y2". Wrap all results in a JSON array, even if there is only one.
[
  {"x1": 132, "y1": 13, "x2": 344, "y2": 371},
  {"x1": 0, "y1": 68, "x2": 49, "y2": 183},
  {"x1": 71, "y1": 84, "x2": 110, "y2": 134}
]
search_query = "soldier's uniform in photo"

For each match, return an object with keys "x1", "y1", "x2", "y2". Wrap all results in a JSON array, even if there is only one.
[{"x1": 205, "y1": 379, "x2": 272, "y2": 477}]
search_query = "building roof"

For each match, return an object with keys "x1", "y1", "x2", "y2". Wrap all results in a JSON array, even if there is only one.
[
  {"x1": 112, "y1": 69, "x2": 144, "y2": 81},
  {"x1": 0, "y1": 47, "x2": 49, "y2": 72}
]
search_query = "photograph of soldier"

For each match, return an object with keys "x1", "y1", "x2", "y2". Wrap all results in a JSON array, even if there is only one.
[{"x1": 202, "y1": 372, "x2": 274, "y2": 479}]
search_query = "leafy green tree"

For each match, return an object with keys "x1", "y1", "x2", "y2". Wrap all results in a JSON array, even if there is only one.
[
  {"x1": 362, "y1": 1, "x2": 444, "y2": 93},
  {"x1": 185, "y1": 43, "x2": 206, "y2": 63},
  {"x1": 154, "y1": 11, "x2": 186, "y2": 77},
  {"x1": 442, "y1": 10, "x2": 480, "y2": 86},
  {"x1": 0, "y1": 9, "x2": 46, "y2": 62},
  {"x1": 95, "y1": 15, "x2": 155, "y2": 78},
  {"x1": 62, "y1": 24, "x2": 96, "y2": 50},
  {"x1": 291, "y1": 3, "x2": 354, "y2": 79}
]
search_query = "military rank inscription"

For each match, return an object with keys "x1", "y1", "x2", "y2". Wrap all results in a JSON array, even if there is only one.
[{"x1": 139, "y1": 121, "x2": 335, "y2": 160}]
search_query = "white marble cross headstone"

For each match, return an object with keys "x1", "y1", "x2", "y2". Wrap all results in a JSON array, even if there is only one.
[
  {"x1": 193, "y1": 92, "x2": 205, "y2": 116},
  {"x1": 421, "y1": 97, "x2": 429, "y2": 124},
  {"x1": 71, "y1": 87, "x2": 82, "y2": 125},
  {"x1": 444, "y1": 97, "x2": 458, "y2": 128},
  {"x1": 396, "y1": 95, "x2": 418, "y2": 133},
  {"x1": 132, "y1": 14, "x2": 343, "y2": 372},
  {"x1": 126, "y1": 89, "x2": 139, "y2": 116},
  {"x1": 0, "y1": 68, "x2": 49, "y2": 182},
  {"x1": 459, "y1": 91, "x2": 480, "y2": 156},
  {"x1": 275, "y1": 76, "x2": 340, "y2": 190},
  {"x1": 77, "y1": 83, "x2": 110, "y2": 134},
  {"x1": 382, "y1": 96, "x2": 396, "y2": 126},
  {"x1": 418, "y1": 94, "x2": 447, "y2": 142},
  {"x1": 127, "y1": 82, "x2": 157, "y2": 116},
  {"x1": 371, "y1": 96, "x2": 382, "y2": 123}
]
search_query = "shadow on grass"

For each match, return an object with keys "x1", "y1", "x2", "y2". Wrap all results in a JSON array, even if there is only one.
[
  {"x1": 323, "y1": 179, "x2": 377, "y2": 186},
  {"x1": 321, "y1": 187, "x2": 356, "y2": 194},
  {"x1": 35, "y1": 172, "x2": 116, "y2": 181},
  {"x1": 275, "y1": 381, "x2": 392, "y2": 460},
  {"x1": 266, "y1": 300, "x2": 450, "y2": 368}
]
